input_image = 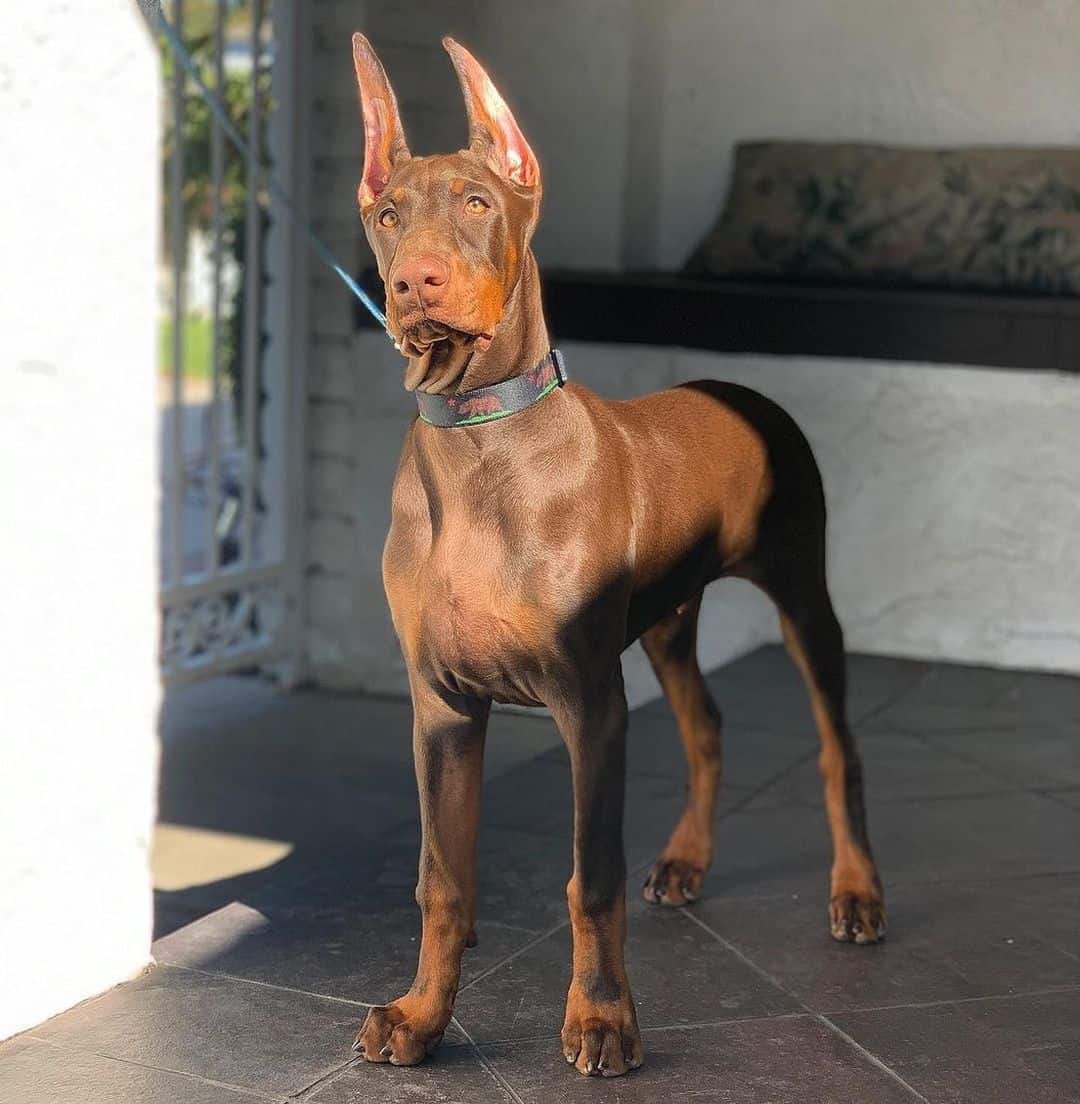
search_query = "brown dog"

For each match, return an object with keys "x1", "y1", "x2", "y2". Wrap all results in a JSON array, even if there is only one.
[{"x1": 351, "y1": 34, "x2": 885, "y2": 1077}]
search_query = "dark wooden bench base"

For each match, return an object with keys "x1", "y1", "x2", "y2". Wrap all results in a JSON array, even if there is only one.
[{"x1": 356, "y1": 269, "x2": 1080, "y2": 374}]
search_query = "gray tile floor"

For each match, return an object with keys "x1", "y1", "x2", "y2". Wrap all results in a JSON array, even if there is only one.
[{"x1": 4, "y1": 646, "x2": 1080, "y2": 1103}]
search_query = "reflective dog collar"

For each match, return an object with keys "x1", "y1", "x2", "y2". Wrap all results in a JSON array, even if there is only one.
[{"x1": 415, "y1": 349, "x2": 568, "y2": 428}]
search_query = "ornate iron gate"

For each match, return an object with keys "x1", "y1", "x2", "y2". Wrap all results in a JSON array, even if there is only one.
[{"x1": 157, "y1": 0, "x2": 307, "y2": 686}]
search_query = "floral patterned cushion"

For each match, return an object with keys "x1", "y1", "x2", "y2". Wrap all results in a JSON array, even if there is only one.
[{"x1": 687, "y1": 142, "x2": 1080, "y2": 294}]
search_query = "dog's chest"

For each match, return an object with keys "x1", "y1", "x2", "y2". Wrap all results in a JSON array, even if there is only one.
[{"x1": 387, "y1": 519, "x2": 567, "y2": 704}]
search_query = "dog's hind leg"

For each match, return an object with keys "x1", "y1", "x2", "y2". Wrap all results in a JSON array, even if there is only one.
[
  {"x1": 776, "y1": 590, "x2": 885, "y2": 942},
  {"x1": 725, "y1": 396, "x2": 885, "y2": 943},
  {"x1": 753, "y1": 548, "x2": 886, "y2": 943},
  {"x1": 640, "y1": 592, "x2": 723, "y2": 907}
]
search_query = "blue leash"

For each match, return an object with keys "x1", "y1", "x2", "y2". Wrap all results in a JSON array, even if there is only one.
[{"x1": 148, "y1": 3, "x2": 393, "y2": 338}]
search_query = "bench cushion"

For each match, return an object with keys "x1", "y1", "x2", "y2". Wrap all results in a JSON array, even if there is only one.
[{"x1": 688, "y1": 142, "x2": 1080, "y2": 295}]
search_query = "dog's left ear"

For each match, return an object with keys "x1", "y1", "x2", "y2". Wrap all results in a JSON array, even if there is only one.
[{"x1": 443, "y1": 37, "x2": 539, "y2": 189}]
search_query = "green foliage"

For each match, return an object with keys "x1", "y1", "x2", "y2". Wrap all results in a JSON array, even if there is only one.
[
  {"x1": 159, "y1": 313, "x2": 213, "y2": 379},
  {"x1": 159, "y1": 25, "x2": 270, "y2": 258},
  {"x1": 157, "y1": 5, "x2": 272, "y2": 445}
]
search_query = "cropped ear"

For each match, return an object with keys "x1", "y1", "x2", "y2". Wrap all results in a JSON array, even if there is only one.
[
  {"x1": 443, "y1": 37, "x2": 539, "y2": 189},
  {"x1": 352, "y1": 33, "x2": 411, "y2": 209}
]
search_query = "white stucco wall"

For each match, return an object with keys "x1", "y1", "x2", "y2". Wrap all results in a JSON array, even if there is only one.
[
  {"x1": 458, "y1": 0, "x2": 1080, "y2": 269},
  {"x1": 0, "y1": 3, "x2": 160, "y2": 1040},
  {"x1": 649, "y1": 0, "x2": 1080, "y2": 269},
  {"x1": 332, "y1": 0, "x2": 1080, "y2": 272}
]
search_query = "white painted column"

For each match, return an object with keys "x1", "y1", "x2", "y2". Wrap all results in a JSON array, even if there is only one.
[{"x1": 0, "y1": 3, "x2": 161, "y2": 1039}]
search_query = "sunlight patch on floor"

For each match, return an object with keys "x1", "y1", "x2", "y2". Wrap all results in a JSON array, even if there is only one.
[{"x1": 152, "y1": 823, "x2": 294, "y2": 891}]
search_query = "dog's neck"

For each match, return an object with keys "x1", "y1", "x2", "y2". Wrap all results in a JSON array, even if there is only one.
[{"x1": 405, "y1": 250, "x2": 550, "y2": 396}]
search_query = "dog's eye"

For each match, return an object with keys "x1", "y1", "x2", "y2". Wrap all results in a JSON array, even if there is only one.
[
  {"x1": 378, "y1": 208, "x2": 399, "y2": 229},
  {"x1": 465, "y1": 195, "x2": 490, "y2": 214}
]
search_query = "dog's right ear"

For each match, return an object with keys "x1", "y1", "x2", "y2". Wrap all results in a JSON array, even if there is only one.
[{"x1": 352, "y1": 33, "x2": 410, "y2": 210}]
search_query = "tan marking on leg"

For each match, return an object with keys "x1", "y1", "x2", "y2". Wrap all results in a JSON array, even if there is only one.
[
  {"x1": 780, "y1": 614, "x2": 885, "y2": 943},
  {"x1": 551, "y1": 674, "x2": 643, "y2": 1078},
  {"x1": 642, "y1": 595, "x2": 721, "y2": 906},
  {"x1": 562, "y1": 876, "x2": 642, "y2": 1076},
  {"x1": 356, "y1": 682, "x2": 487, "y2": 1064}
]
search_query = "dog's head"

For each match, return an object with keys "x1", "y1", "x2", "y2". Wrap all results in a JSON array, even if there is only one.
[{"x1": 352, "y1": 35, "x2": 541, "y2": 392}]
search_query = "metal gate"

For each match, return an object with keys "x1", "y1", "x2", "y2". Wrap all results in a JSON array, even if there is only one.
[{"x1": 157, "y1": 0, "x2": 307, "y2": 686}]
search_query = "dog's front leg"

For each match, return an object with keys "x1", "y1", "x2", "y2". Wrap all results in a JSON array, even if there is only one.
[
  {"x1": 552, "y1": 669, "x2": 643, "y2": 1077},
  {"x1": 355, "y1": 678, "x2": 489, "y2": 1066}
]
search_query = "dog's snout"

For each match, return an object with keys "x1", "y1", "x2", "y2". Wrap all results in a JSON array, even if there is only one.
[{"x1": 391, "y1": 255, "x2": 450, "y2": 302}]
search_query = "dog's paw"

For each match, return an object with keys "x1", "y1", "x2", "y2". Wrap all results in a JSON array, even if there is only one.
[
  {"x1": 561, "y1": 987, "x2": 642, "y2": 1077},
  {"x1": 353, "y1": 998, "x2": 446, "y2": 1066},
  {"x1": 642, "y1": 856, "x2": 703, "y2": 907},
  {"x1": 829, "y1": 892, "x2": 887, "y2": 944}
]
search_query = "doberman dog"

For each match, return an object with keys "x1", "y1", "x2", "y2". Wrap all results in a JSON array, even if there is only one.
[{"x1": 351, "y1": 34, "x2": 885, "y2": 1077}]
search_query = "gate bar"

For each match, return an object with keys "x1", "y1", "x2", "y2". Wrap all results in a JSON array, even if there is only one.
[
  {"x1": 169, "y1": 0, "x2": 186, "y2": 585},
  {"x1": 240, "y1": 0, "x2": 263, "y2": 569},
  {"x1": 206, "y1": 0, "x2": 225, "y2": 580},
  {"x1": 160, "y1": 560, "x2": 284, "y2": 605},
  {"x1": 148, "y1": 2, "x2": 389, "y2": 333}
]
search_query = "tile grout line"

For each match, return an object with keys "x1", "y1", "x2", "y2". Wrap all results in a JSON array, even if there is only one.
[
  {"x1": 159, "y1": 962, "x2": 376, "y2": 1009},
  {"x1": 456, "y1": 1009, "x2": 814, "y2": 1050},
  {"x1": 457, "y1": 920, "x2": 570, "y2": 994},
  {"x1": 821, "y1": 983, "x2": 1080, "y2": 1019},
  {"x1": 649, "y1": 738, "x2": 826, "y2": 858},
  {"x1": 287, "y1": 1056, "x2": 363, "y2": 1101},
  {"x1": 479, "y1": 920, "x2": 548, "y2": 937},
  {"x1": 625, "y1": 661, "x2": 962, "y2": 824},
  {"x1": 761, "y1": 785, "x2": 1032, "y2": 813},
  {"x1": 640, "y1": 1009, "x2": 809, "y2": 1033},
  {"x1": 889, "y1": 723, "x2": 1067, "y2": 796},
  {"x1": 23, "y1": 1033, "x2": 277, "y2": 1101},
  {"x1": 641, "y1": 863, "x2": 1080, "y2": 909},
  {"x1": 849, "y1": 665, "x2": 936, "y2": 729},
  {"x1": 682, "y1": 858, "x2": 1080, "y2": 900},
  {"x1": 451, "y1": 1016, "x2": 528, "y2": 1104},
  {"x1": 694, "y1": 656, "x2": 931, "y2": 823},
  {"x1": 865, "y1": 722, "x2": 1080, "y2": 819},
  {"x1": 679, "y1": 909, "x2": 931, "y2": 1103},
  {"x1": 812, "y1": 1013, "x2": 933, "y2": 1104}
]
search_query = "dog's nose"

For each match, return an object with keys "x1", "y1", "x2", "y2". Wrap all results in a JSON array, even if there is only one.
[{"x1": 391, "y1": 255, "x2": 450, "y2": 302}]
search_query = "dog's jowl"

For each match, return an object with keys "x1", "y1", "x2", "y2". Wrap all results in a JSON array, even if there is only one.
[{"x1": 350, "y1": 33, "x2": 885, "y2": 1077}]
